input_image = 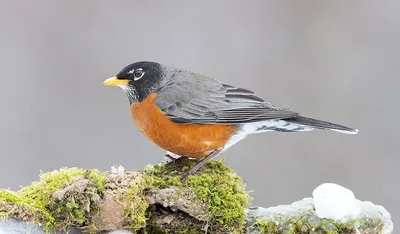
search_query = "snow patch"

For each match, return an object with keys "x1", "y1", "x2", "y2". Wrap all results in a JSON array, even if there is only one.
[{"x1": 313, "y1": 183, "x2": 361, "y2": 220}]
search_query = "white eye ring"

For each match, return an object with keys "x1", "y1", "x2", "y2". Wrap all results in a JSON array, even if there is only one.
[{"x1": 133, "y1": 68, "x2": 145, "y2": 81}]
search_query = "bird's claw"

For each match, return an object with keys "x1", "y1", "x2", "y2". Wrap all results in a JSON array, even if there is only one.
[{"x1": 164, "y1": 153, "x2": 175, "y2": 160}]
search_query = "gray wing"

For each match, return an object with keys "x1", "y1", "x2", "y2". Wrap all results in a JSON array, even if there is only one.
[{"x1": 155, "y1": 71, "x2": 298, "y2": 124}]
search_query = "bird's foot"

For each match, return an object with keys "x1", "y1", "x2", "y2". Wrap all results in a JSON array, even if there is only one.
[
  {"x1": 164, "y1": 152, "x2": 180, "y2": 160},
  {"x1": 164, "y1": 153, "x2": 176, "y2": 161},
  {"x1": 162, "y1": 152, "x2": 182, "y2": 165}
]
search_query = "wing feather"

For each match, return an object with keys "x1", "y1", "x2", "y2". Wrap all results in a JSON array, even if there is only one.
[{"x1": 155, "y1": 70, "x2": 298, "y2": 124}]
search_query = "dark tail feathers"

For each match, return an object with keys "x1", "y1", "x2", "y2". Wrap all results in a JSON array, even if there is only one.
[{"x1": 285, "y1": 116, "x2": 358, "y2": 134}]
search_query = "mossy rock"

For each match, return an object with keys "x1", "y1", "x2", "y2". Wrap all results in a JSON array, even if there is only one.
[
  {"x1": 0, "y1": 168, "x2": 108, "y2": 233},
  {"x1": 0, "y1": 159, "x2": 251, "y2": 233},
  {"x1": 142, "y1": 157, "x2": 251, "y2": 233},
  {"x1": 0, "y1": 160, "x2": 390, "y2": 234}
]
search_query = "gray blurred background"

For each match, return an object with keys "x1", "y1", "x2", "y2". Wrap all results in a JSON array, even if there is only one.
[{"x1": 0, "y1": 0, "x2": 398, "y2": 227}]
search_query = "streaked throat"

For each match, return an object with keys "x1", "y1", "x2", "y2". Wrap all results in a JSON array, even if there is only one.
[{"x1": 118, "y1": 85, "x2": 139, "y2": 104}]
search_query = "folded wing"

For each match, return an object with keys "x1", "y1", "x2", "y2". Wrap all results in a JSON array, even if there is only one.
[{"x1": 155, "y1": 72, "x2": 298, "y2": 125}]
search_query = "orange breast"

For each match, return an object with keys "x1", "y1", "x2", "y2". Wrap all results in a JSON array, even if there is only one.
[{"x1": 130, "y1": 93, "x2": 237, "y2": 158}]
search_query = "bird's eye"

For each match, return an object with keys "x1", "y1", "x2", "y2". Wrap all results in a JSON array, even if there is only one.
[{"x1": 133, "y1": 68, "x2": 145, "y2": 81}]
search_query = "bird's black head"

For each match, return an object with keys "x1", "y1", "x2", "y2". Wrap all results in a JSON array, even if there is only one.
[{"x1": 103, "y1": 61, "x2": 164, "y2": 104}]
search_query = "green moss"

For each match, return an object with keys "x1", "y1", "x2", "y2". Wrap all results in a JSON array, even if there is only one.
[
  {"x1": 119, "y1": 172, "x2": 154, "y2": 231},
  {"x1": 144, "y1": 159, "x2": 251, "y2": 233},
  {"x1": 88, "y1": 169, "x2": 108, "y2": 195},
  {"x1": 0, "y1": 189, "x2": 55, "y2": 230},
  {"x1": 0, "y1": 168, "x2": 88, "y2": 231},
  {"x1": 47, "y1": 169, "x2": 107, "y2": 232},
  {"x1": 0, "y1": 163, "x2": 249, "y2": 233},
  {"x1": 0, "y1": 168, "x2": 108, "y2": 233},
  {"x1": 18, "y1": 168, "x2": 87, "y2": 207},
  {"x1": 357, "y1": 216, "x2": 384, "y2": 233},
  {"x1": 0, "y1": 164, "x2": 386, "y2": 234},
  {"x1": 256, "y1": 217, "x2": 279, "y2": 233},
  {"x1": 144, "y1": 224, "x2": 202, "y2": 234},
  {"x1": 253, "y1": 210, "x2": 384, "y2": 234}
]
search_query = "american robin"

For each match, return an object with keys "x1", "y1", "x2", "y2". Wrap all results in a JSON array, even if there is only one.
[{"x1": 103, "y1": 61, "x2": 357, "y2": 176}]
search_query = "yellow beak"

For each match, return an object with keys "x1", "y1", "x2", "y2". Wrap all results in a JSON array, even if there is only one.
[{"x1": 103, "y1": 77, "x2": 129, "y2": 86}]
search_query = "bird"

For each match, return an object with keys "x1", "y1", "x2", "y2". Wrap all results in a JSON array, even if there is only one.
[{"x1": 103, "y1": 61, "x2": 358, "y2": 177}]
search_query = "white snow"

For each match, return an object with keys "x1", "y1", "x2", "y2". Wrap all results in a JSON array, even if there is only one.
[
  {"x1": 313, "y1": 183, "x2": 361, "y2": 220},
  {"x1": 0, "y1": 218, "x2": 43, "y2": 234},
  {"x1": 246, "y1": 196, "x2": 393, "y2": 234}
]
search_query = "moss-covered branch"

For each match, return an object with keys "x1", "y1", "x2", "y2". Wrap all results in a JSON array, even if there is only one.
[{"x1": 0, "y1": 158, "x2": 393, "y2": 234}]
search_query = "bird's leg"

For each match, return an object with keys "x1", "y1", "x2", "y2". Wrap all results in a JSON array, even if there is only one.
[
  {"x1": 163, "y1": 151, "x2": 183, "y2": 164},
  {"x1": 165, "y1": 150, "x2": 183, "y2": 159},
  {"x1": 164, "y1": 153, "x2": 176, "y2": 161},
  {"x1": 182, "y1": 148, "x2": 223, "y2": 181}
]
